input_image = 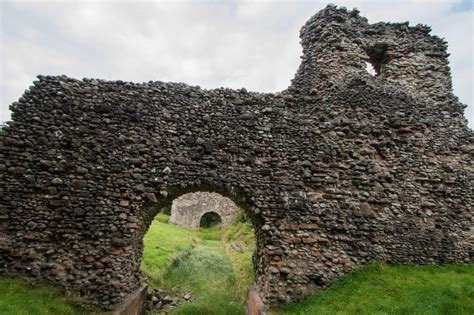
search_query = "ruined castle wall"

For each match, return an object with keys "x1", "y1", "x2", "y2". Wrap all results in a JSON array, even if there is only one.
[
  {"x1": 291, "y1": 6, "x2": 453, "y2": 102},
  {"x1": 169, "y1": 192, "x2": 238, "y2": 230},
  {"x1": 0, "y1": 4, "x2": 472, "y2": 311}
]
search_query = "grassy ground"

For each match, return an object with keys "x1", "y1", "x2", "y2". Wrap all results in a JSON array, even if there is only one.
[
  {"x1": 0, "y1": 277, "x2": 96, "y2": 315},
  {"x1": 272, "y1": 262, "x2": 474, "y2": 315},
  {"x1": 141, "y1": 212, "x2": 255, "y2": 314},
  {"x1": 222, "y1": 210, "x2": 256, "y2": 302},
  {"x1": 140, "y1": 213, "x2": 201, "y2": 289}
]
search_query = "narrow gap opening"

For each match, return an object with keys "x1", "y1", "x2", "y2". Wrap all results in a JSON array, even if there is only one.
[{"x1": 365, "y1": 43, "x2": 389, "y2": 76}]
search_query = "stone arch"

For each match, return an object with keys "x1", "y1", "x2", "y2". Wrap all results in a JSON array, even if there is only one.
[
  {"x1": 138, "y1": 181, "x2": 265, "y2": 235},
  {"x1": 169, "y1": 191, "x2": 238, "y2": 230},
  {"x1": 199, "y1": 211, "x2": 222, "y2": 228},
  {"x1": 132, "y1": 182, "x2": 267, "y2": 307}
]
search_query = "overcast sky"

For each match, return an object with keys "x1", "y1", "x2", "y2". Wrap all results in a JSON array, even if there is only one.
[{"x1": 1, "y1": 0, "x2": 473, "y2": 127}]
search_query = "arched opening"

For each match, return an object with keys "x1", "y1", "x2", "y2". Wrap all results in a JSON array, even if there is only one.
[
  {"x1": 199, "y1": 211, "x2": 222, "y2": 228},
  {"x1": 139, "y1": 187, "x2": 260, "y2": 314},
  {"x1": 167, "y1": 191, "x2": 238, "y2": 231}
]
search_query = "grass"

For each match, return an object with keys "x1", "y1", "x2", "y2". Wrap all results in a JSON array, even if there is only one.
[
  {"x1": 0, "y1": 277, "x2": 97, "y2": 315},
  {"x1": 222, "y1": 210, "x2": 256, "y2": 301},
  {"x1": 0, "y1": 212, "x2": 256, "y2": 315},
  {"x1": 160, "y1": 244, "x2": 242, "y2": 315},
  {"x1": 141, "y1": 212, "x2": 256, "y2": 314},
  {"x1": 271, "y1": 262, "x2": 474, "y2": 315},
  {"x1": 140, "y1": 213, "x2": 201, "y2": 288}
]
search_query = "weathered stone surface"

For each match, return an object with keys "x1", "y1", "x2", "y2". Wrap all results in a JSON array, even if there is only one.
[
  {"x1": 247, "y1": 285, "x2": 267, "y2": 315},
  {"x1": 113, "y1": 284, "x2": 148, "y2": 315},
  {"x1": 169, "y1": 192, "x2": 238, "y2": 230},
  {"x1": 0, "y1": 5, "x2": 472, "y2": 311}
]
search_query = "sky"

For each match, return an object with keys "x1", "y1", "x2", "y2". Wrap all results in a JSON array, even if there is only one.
[{"x1": 1, "y1": 0, "x2": 473, "y2": 128}]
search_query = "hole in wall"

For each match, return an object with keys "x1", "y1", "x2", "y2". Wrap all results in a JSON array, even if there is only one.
[
  {"x1": 365, "y1": 43, "x2": 389, "y2": 76},
  {"x1": 200, "y1": 211, "x2": 222, "y2": 228},
  {"x1": 365, "y1": 62, "x2": 377, "y2": 76}
]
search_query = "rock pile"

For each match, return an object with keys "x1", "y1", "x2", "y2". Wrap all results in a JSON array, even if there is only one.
[{"x1": 146, "y1": 288, "x2": 193, "y2": 313}]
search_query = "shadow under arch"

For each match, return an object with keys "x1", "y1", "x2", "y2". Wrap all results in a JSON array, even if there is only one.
[{"x1": 199, "y1": 211, "x2": 222, "y2": 228}]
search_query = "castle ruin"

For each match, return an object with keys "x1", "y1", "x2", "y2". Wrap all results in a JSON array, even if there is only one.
[{"x1": 0, "y1": 4, "x2": 472, "y2": 312}]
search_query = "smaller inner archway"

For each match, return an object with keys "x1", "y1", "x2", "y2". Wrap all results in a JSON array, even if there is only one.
[
  {"x1": 169, "y1": 191, "x2": 238, "y2": 230},
  {"x1": 200, "y1": 211, "x2": 222, "y2": 228}
]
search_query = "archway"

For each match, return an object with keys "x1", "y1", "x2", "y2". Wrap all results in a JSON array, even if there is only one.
[
  {"x1": 139, "y1": 188, "x2": 259, "y2": 314},
  {"x1": 199, "y1": 211, "x2": 222, "y2": 228},
  {"x1": 168, "y1": 191, "x2": 238, "y2": 230}
]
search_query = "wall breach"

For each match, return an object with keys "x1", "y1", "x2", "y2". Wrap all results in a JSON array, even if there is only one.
[{"x1": 0, "y1": 4, "x2": 472, "y2": 311}]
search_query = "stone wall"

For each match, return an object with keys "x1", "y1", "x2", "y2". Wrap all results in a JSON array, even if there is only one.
[
  {"x1": 0, "y1": 4, "x2": 472, "y2": 311},
  {"x1": 169, "y1": 192, "x2": 237, "y2": 230}
]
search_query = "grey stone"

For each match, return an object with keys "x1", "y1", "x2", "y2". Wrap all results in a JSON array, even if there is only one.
[{"x1": 51, "y1": 178, "x2": 63, "y2": 185}]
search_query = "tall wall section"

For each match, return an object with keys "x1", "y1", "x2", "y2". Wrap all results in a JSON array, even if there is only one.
[{"x1": 0, "y1": 4, "x2": 472, "y2": 310}]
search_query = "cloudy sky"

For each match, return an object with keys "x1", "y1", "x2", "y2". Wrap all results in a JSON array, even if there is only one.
[{"x1": 1, "y1": 0, "x2": 473, "y2": 127}]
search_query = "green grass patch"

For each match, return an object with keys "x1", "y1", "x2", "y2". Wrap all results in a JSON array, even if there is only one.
[
  {"x1": 142, "y1": 212, "x2": 255, "y2": 314},
  {"x1": 156, "y1": 244, "x2": 242, "y2": 315},
  {"x1": 0, "y1": 277, "x2": 100, "y2": 315},
  {"x1": 222, "y1": 209, "x2": 256, "y2": 302},
  {"x1": 271, "y1": 262, "x2": 474, "y2": 315},
  {"x1": 141, "y1": 213, "x2": 201, "y2": 288}
]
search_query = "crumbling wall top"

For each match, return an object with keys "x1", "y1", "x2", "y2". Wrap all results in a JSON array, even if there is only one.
[{"x1": 291, "y1": 4, "x2": 452, "y2": 102}]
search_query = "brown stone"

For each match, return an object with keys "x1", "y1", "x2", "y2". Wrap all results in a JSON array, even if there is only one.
[
  {"x1": 283, "y1": 236, "x2": 302, "y2": 244},
  {"x1": 120, "y1": 200, "x2": 130, "y2": 207},
  {"x1": 299, "y1": 223, "x2": 318, "y2": 230},
  {"x1": 302, "y1": 238, "x2": 318, "y2": 244}
]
